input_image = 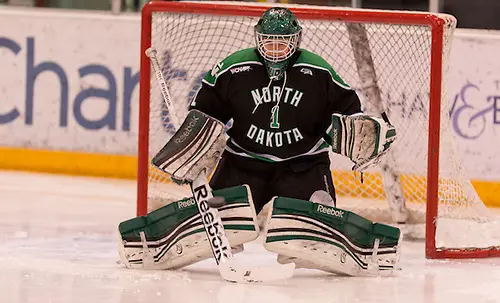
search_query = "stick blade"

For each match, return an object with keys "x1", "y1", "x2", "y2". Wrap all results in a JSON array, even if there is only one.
[{"x1": 219, "y1": 261, "x2": 295, "y2": 283}]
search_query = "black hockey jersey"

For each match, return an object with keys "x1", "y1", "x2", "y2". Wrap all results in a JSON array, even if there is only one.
[{"x1": 191, "y1": 48, "x2": 362, "y2": 162}]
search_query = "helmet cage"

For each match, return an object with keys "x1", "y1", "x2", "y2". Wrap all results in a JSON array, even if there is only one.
[{"x1": 255, "y1": 31, "x2": 301, "y2": 63}]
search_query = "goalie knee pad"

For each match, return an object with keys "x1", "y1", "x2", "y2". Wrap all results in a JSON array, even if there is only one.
[
  {"x1": 118, "y1": 185, "x2": 259, "y2": 270},
  {"x1": 263, "y1": 197, "x2": 401, "y2": 276}
]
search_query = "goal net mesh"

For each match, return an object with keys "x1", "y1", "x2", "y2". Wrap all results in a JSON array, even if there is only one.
[{"x1": 143, "y1": 3, "x2": 499, "y2": 251}]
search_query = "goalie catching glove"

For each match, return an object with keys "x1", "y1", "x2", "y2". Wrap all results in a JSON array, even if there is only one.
[
  {"x1": 152, "y1": 109, "x2": 226, "y2": 183},
  {"x1": 329, "y1": 113, "x2": 396, "y2": 172}
]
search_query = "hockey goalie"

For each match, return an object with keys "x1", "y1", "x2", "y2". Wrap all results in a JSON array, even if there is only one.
[{"x1": 118, "y1": 7, "x2": 400, "y2": 279}]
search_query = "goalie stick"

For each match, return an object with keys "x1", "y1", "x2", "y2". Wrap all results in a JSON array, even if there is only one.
[{"x1": 145, "y1": 47, "x2": 295, "y2": 283}]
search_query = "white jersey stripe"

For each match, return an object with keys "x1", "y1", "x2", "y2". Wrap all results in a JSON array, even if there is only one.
[{"x1": 226, "y1": 138, "x2": 330, "y2": 162}]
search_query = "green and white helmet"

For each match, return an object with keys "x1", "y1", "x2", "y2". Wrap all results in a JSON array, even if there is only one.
[{"x1": 255, "y1": 7, "x2": 302, "y2": 80}]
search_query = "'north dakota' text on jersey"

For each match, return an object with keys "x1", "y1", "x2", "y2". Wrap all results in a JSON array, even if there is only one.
[{"x1": 246, "y1": 124, "x2": 304, "y2": 148}]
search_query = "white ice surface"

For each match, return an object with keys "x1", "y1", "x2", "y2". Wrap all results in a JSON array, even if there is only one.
[{"x1": 1, "y1": 171, "x2": 500, "y2": 303}]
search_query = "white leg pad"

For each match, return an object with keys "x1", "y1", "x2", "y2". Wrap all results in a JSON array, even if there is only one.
[{"x1": 263, "y1": 198, "x2": 400, "y2": 277}]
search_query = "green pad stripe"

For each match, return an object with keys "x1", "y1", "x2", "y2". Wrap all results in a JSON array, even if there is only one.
[
  {"x1": 271, "y1": 197, "x2": 400, "y2": 248},
  {"x1": 119, "y1": 185, "x2": 252, "y2": 241},
  {"x1": 268, "y1": 215, "x2": 397, "y2": 255},
  {"x1": 124, "y1": 214, "x2": 203, "y2": 248}
]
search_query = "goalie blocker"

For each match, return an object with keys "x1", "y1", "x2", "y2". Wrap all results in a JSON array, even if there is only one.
[{"x1": 151, "y1": 109, "x2": 226, "y2": 183}]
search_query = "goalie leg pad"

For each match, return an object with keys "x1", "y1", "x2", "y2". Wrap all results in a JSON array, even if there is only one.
[
  {"x1": 152, "y1": 109, "x2": 226, "y2": 182},
  {"x1": 263, "y1": 197, "x2": 401, "y2": 276},
  {"x1": 118, "y1": 185, "x2": 259, "y2": 270}
]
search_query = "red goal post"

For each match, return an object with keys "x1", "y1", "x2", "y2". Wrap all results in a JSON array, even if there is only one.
[{"x1": 138, "y1": 1, "x2": 500, "y2": 259}]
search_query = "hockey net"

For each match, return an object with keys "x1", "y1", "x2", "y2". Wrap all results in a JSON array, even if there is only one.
[{"x1": 138, "y1": 1, "x2": 500, "y2": 258}]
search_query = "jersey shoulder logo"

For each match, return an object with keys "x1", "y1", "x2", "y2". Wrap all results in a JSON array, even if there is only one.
[
  {"x1": 210, "y1": 61, "x2": 224, "y2": 77},
  {"x1": 230, "y1": 66, "x2": 252, "y2": 74},
  {"x1": 300, "y1": 68, "x2": 313, "y2": 76}
]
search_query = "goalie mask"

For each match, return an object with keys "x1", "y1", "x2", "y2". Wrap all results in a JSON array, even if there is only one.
[{"x1": 255, "y1": 7, "x2": 302, "y2": 80}]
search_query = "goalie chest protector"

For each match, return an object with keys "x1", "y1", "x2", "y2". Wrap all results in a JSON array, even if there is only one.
[{"x1": 191, "y1": 48, "x2": 362, "y2": 162}]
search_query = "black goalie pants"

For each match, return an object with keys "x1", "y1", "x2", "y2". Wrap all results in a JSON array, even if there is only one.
[{"x1": 209, "y1": 151, "x2": 336, "y2": 214}]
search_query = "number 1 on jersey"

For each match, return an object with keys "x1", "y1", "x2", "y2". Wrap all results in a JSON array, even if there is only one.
[{"x1": 270, "y1": 106, "x2": 280, "y2": 129}]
